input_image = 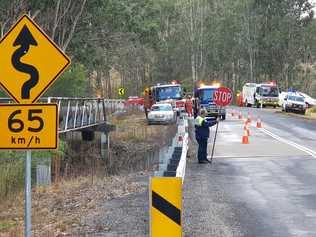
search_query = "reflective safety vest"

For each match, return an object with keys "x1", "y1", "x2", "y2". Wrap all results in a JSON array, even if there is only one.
[{"x1": 195, "y1": 116, "x2": 204, "y2": 126}]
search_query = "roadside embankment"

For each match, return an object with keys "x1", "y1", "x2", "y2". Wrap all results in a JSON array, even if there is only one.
[{"x1": 0, "y1": 111, "x2": 176, "y2": 236}]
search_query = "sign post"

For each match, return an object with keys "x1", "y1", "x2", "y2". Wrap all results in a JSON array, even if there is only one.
[
  {"x1": 0, "y1": 14, "x2": 70, "y2": 236},
  {"x1": 211, "y1": 87, "x2": 233, "y2": 163},
  {"x1": 25, "y1": 150, "x2": 32, "y2": 237}
]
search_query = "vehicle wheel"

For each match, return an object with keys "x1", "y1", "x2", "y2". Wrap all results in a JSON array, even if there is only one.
[{"x1": 273, "y1": 106, "x2": 276, "y2": 109}]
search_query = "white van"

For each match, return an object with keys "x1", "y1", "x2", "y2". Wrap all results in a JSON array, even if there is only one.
[{"x1": 242, "y1": 82, "x2": 279, "y2": 108}]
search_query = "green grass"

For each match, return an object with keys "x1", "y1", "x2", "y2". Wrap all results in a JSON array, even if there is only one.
[
  {"x1": 0, "y1": 221, "x2": 16, "y2": 231},
  {"x1": 0, "y1": 140, "x2": 66, "y2": 202}
]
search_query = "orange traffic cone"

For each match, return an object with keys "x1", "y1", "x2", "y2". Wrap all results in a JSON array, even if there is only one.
[
  {"x1": 244, "y1": 121, "x2": 250, "y2": 136},
  {"x1": 256, "y1": 117, "x2": 262, "y2": 128},
  {"x1": 238, "y1": 112, "x2": 243, "y2": 119},
  {"x1": 242, "y1": 129, "x2": 249, "y2": 144}
]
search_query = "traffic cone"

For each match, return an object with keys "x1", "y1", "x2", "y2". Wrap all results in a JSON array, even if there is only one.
[
  {"x1": 244, "y1": 121, "x2": 250, "y2": 136},
  {"x1": 238, "y1": 112, "x2": 243, "y2": 119},
  {"x1": 247, "y1": 112, "x2": 251, "y2": 123},
  {"x1": 256, "y1": 117, "x2": 262, "y2": 128},
  {"x1": 242, "y1": 129, "x2": 249, "y2": 144}
]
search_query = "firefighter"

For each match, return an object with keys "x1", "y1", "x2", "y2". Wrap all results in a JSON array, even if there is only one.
[
  {"x1": 195, "y1": 109, "x2": 217, "y2": 164},
  {"x1": 185, "y1": 95, "x2": 193, "y2": 117},
  {"x1": 144, "y1": 88, "x2": 151, "y2": 119}
]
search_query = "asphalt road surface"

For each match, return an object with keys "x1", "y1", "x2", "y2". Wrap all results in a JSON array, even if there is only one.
[{"x1": 184, "y1": 107, "x2": 316, "y2": 237}]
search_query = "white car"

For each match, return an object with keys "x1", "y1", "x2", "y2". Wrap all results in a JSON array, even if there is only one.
[
  {"x1": 282, "y1": 94, "x2": 307, "y2": 115},
  {"x1": 297, "y1": 92, "x2": 316, "y2": 108},
  {"x1": 147, "y1": 103, "x2": 176, "y2": 125}
]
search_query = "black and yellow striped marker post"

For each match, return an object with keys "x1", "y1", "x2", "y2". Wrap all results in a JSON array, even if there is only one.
[{"x1": 150, "y1": 177, "x2": 182, "y2": 237}]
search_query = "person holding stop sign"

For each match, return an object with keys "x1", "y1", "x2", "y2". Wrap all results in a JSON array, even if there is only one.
[
  {"x1": 195, "y1": 109, "x2": 218, "y2": 163},
  {"x1": 195, "y1": 87, "x2": 233, "y2": 164}
]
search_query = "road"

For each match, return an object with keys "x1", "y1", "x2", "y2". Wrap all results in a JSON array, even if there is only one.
[{"x1": 184, "y1": 107, "x2": 316, "y2": 237}]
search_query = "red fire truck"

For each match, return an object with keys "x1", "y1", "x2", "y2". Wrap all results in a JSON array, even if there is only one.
[{"x1": 144, "y1": 81, "x2": 185, "y2": 117}]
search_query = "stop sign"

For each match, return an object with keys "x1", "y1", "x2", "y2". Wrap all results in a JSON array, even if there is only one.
[{"x1": 213, "y1": 87, "x2": 233, "y2": 107}]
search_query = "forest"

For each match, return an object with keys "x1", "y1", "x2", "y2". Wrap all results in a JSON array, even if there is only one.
[{"x1": 1, "y1": 0, "x2": 316, "y2": 98}]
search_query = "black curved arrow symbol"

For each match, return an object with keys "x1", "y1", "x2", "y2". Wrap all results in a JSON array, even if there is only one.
[{"x1": 11, "y1": 25, "x2": 39, "y2": 100}]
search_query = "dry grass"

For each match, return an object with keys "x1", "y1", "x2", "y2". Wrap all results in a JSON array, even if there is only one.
[
  {"x1": 0, "y1": 173, "x2": 147, "y2": 236},
  {"x1": 0, "y1": 110, "x2": 176, "y2": 236}
]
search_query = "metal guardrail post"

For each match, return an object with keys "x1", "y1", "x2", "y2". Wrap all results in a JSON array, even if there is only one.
[
  {"x1": 81, "y1": 100, "x2": 86, "y2": 126},
  {"x1": 88, "y1": 103, "x2": 92, "y2": 124},
  {"x1": 73, "y1": 101, "x2": 79, "y2": 128},
  {"x1": 64, "y1": 100, "x2": 71, "y2": 131}
]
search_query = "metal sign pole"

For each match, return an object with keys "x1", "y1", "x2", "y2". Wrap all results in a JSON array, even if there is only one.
[
  {"x1": 25, "y1": 150, "x2": 32, "y2": 237},
  {"x1": 210, "y1": 107, "x2": 221, "y2": 164}
]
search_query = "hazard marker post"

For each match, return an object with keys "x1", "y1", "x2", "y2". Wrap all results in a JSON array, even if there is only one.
[{"x1": 150, "y1": 177, "x2": 182, "y2": 237}]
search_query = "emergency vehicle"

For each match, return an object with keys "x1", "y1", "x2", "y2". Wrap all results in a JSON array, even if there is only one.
[
  {"x1": 144, "y1": 81, "x2": 185, "y2": 116},
  {"x1": 242, "y1": 82, "x2": 279, "y2": 108},
  {"x1": 193, "y1": 83, "x2": 226, "y2": 120}
]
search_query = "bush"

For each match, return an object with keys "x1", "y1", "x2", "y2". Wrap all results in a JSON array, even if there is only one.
[
  {"x1": 308, "y1": 106, "x2": 316, "y2": 113},
  {"x1": 45, "y1": 62, "x2": 88, "y2": 97}
]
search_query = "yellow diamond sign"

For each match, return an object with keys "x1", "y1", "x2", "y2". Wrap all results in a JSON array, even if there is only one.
[{"x1": 0, "y1": 15, "x2": 70, "y2": 104}]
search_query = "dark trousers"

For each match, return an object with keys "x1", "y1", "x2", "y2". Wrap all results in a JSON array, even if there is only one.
[{"x1": 196, "y1": 138, "x2": 208, "y2": 161}]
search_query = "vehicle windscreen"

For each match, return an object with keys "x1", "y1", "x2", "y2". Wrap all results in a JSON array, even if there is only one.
[
  {"x1": 151, "y1": 105, "x2": 172, "y2": 111},
  {"x1": 295, "y1": 96, "x2": 304, "y2": 102},
  {"x1": 156, "y1": 86, "x2": 182, "y2": 101},
  {"x1": 199, "y1": 89, "x2": 216, "y2": 104},
  {"x1": 259, "y1": 86, "x2": 279, "y2": 97}
]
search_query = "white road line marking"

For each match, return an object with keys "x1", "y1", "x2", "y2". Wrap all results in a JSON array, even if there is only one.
[{"x1": 258, "y1": 127, "x2": 316, "y2": 158}]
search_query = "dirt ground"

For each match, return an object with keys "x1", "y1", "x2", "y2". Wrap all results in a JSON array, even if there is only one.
[{"x1": 0, "y1": 111, "x2": 176, "y2": 236}]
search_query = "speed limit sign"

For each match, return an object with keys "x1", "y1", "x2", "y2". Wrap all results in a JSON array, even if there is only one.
[{"x1": 0, "y1": 104, "x2": 58, "y2": 149}]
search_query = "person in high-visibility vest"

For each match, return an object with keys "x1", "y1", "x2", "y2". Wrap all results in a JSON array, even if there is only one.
[{"x1": 195, "y1": 109, "x2": 217, "y2": 163}]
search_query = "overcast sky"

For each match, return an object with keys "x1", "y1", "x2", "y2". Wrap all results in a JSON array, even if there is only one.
[{"x1": 311, "y1": 0, "x2": 316, "y2": 10}]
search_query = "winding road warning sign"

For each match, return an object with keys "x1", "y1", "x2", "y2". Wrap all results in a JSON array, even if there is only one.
[
  {"x1": 118, "y1": 87, "x2": 125, "y2": 96},
  {"x1": 0, "y1": 14, "x2": 70, "y2": 104}
]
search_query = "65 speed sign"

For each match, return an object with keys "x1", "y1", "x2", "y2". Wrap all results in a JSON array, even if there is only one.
[{"x1": 0, "y1": 104, "x2": 58, "y2": 149}]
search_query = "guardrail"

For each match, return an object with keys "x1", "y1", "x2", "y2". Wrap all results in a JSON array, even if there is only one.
[
  {"x1": 48, "y1": 97, "x2": 125, "y2": 133},
  {"x1": 155, "y1": 116, "x2": 189, "y2": 181},
  {"x1": 150, "y1": 115, "x2": 189, "y2": 237},
  {"x1": 0, "y1": 97, "x2": 127, "y2": 133}
]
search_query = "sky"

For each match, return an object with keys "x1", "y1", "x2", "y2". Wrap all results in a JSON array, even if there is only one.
[{"x1": 311, "y1": 0, "x2": 316, "y2": 12}]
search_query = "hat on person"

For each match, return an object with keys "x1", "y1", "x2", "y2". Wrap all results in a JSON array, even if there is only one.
[{"x1": 200, "y1": 109, "x2": 207, "y2": 116}]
